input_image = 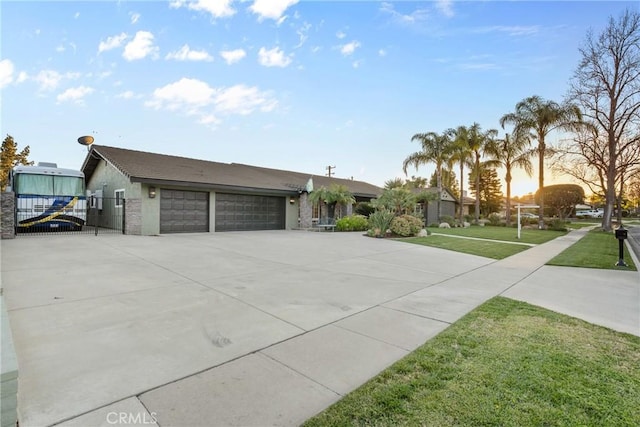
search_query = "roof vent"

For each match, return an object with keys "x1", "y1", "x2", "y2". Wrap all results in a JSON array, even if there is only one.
[{"x1": 37, "y1": 162, "x2": 58, "y2": 168}]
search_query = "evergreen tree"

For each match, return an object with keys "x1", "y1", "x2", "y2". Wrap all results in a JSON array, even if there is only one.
[
  {"x1": 469, "y1": 167, "x2": 503, "y2": 216},
  {"x1": 1, "y1": 134, "x2": 33, "y2": 190},
  {"x1": 429, "y1": 169, "x2": 460, "y2": 199}
]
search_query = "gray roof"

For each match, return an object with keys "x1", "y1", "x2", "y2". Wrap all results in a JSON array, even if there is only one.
[{"x1": 82, "y1": 145, "x2": 382, "y2": 198}]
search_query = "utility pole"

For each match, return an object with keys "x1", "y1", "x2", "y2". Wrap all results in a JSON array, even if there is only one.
[{"x1": 326, "y1": 165, "x2": 336, "y2": 177}]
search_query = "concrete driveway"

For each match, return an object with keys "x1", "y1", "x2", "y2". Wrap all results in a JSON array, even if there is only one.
[
  {"x1": 3, "y1": 229, "x2": 638, "y2": 427},
  {"x1": 2, "y1": 231, "x2": 493, "y2": 427}
]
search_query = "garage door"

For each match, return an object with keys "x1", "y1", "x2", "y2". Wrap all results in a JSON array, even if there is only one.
[
  {"x1": 215, "y1": 193, "x2": 285, "y2": 232},
  {"x1": 160, "y1": 190, "x2": 209, "y2": 233}
]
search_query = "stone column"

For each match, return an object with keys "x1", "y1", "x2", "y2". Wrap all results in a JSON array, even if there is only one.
[
  {"x1": 299, "y1": 192, "x2": 312, "y2": 229},
  {"x1": 124, "y1": 198, "x2": 142, "y2": 235},
  {"x1": 346, "y1": 203, "x2": 353, "y2": 216},
  {"x1": 1, "y1": 192, "x2": 15, "y2": 239}
]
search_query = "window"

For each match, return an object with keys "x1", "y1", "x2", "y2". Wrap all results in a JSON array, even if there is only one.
[
  {"x1": 312, "y1": 202, "x2": 320, "y2": 221},
  {"x1": 115, "y1": 189, "x2": 125, "y2": 208}
]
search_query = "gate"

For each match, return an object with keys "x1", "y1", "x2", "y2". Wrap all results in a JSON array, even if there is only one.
[{"x1": 14, "y1": 196, "x2": 125, "y2": 236}]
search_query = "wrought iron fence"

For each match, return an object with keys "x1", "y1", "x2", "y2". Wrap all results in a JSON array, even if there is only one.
[{"x1": 14, "y1": 196, "x2": 125, "y2": 236}]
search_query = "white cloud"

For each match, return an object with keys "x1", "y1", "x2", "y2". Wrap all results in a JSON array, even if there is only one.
[
  {"x1": 146, "y1": 78, "x2": 215, "y2": 111},
  {"x1": 258, "y1": 47, "x2": 292, "y2": 67},
  {"x1": 56, "y1": 45, "x2": 65, "y2": 53},
  {"x1": 116, "y1": 90, "x2": 138, "y2": 99},
  {"x1": 165, "y1": 45, "x2": 213, "y2": 61},
  {"x1": 123, "y1": 31, "x2": 158, "y2": 61},
  {"x1": 336, "y1": 30, "x2": 346, "y2": 39},
  {"x1": 0, "y1": 59, "x2": 15, "y2": 88},
  {"x1": 34, "y1": 70, "x2": 63, "y2": 91},
  {"x1": 220, "y1": 48, "x2": 246, "y2": 65},
  {"x1": 293, "y1": 22, "x2": 311, "y2": 48},
  {"x1": 249, "y1": 0, "x2": 298, "y2": 21},
  {"x1": 130, "y1": 12, "x2": 141, "y2": 24},
  {"x1": 215, "y1": 84, "x2": 277, "y2": 115},
  {"x1": 380, "y1": 2, "x2": 430, "y2": 26},
  {"x1": 340, "y1": 41, "x2": 360, "y2": 56},
  {"x1": 146, "y1": 78, "x2": 277, "y2": 124},
  {"x1": 170, "y1": 0, "x2": 235, "y2": 19},
  {"x1": 378, "y1": 49, "x2": 387, "y2": 57},
  {"x1": 435, "y1": 0, "x2": 454, "y2": 18},
  {"x1": 98, "y1": 32, "x2": 128, "y2": 53},
  {"x1": 74, "y1": 12, "x2": 80, "y2": 19},
  {"x1": 473, "y1": 26, "x2": 541, "y2": 37},
  {"x1": 17, "y1": 71, "x2": 28, "y2": 83},
  {"x1": 56, "y1": 86, "x2": 94, "y2": 104}
]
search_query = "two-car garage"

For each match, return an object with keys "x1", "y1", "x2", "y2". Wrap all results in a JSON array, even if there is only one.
[{"x1": 159, "y1": 189, "x2": 286, "y2": 233}]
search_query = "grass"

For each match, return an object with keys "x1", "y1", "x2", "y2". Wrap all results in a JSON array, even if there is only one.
[
  {"x1": 403, "y1": 235, "x2": 530, "y2": 259},
  {"x1": 426, "y1": 225, "x2": 567, "y2": 244},
  {"x1": 548, "y1": 228, "x2": 637, "y2": 271},
  {"x1": 304, "y1": 297, "x2": 640, "y2": 427},
  {"x1": 400, "y1": 226, "x2": 566, "y2": 259}
]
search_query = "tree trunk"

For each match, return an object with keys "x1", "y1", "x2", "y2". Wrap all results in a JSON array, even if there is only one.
[
  {"x1": 475, "y1": 155, "x2": 480, "y2": 223},
  {"x1": 505, "y1": 175, "x2": 512, "y2": 227},
  {"x1": 459, "y1": 163, "x2": 464, "y2": 224},
  {"x1": 538, "y1": 140, "x2": 545, "y2": 229},
  {"x1": 602, "y1": 132, "x2": 617, "y2": 231}
]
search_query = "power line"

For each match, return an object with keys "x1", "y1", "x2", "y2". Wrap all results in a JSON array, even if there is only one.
[{"x1": 326, "y1": 165, "x2": 336, "y2": 177}]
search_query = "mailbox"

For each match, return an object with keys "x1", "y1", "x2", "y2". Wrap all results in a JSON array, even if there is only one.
[{"x1": 615, "y1": 225, "x2": 628, "y2": 267}]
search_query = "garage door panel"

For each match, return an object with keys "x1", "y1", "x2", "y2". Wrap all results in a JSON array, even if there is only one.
[
  {"x1": 160, "y1": 190, "x2": 209, "y2": 233},
  {"x1": 215, "y1": 193, "x2": 285, "y2": 232}
]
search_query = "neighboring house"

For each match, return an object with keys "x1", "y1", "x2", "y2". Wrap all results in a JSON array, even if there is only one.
[
  {"x1": 81, "y1": 145, "x2": 382, "y2": 235},
  {"x1": 412, "y1": 187, "x2": 458, "y2": 225}
]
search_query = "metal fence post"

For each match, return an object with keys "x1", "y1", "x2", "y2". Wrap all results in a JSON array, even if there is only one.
[{"x1": 122, "y1": 198, "x2": 126, "y2": 234}]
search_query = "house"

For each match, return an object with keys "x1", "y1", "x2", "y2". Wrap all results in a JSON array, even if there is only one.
[
  {"x1": 81, "y1": 145, "x2": 382, "y2": 235},
  {"x1": 412, "y1": 187, "x2": 458, "y2": 225}
]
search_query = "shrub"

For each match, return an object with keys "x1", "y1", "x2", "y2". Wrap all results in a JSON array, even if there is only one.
[
  {"x1": 354, "y1": 202, "x2": 375, "y2": 217},
  {"x1": 336, "y1": 215, "x2": 368, "y2": 232},
  {"x1": 390, "y1": 214, "x2": 424, "y2": 237},
  {"x1": 367, "y1": 209, "x2": 395, "y2": 237},
  {"x1": 487, "y1": 213, "x2": 501, "y2": 226},
  {"x1": 548, "y1": 218, "x2": 568, "y2": 231},
  {"x1": 440, "y1": 215, "x2": 455, "y2": 227}
]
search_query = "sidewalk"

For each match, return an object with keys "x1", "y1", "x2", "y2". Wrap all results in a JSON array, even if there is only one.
[{"x1": 59, "y1": 227, "x2": 639, "y2": 427}]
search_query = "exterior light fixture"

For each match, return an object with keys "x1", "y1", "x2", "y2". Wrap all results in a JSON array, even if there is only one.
[
  {"x1": 149, "y1": 186, "x2": 156, "y2": 198},
  {"x1": 289, "y1": 196, "x2": 296, "y2": 205}
]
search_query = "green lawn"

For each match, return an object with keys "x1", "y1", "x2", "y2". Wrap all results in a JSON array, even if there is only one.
[
  {"x1": 304, "y1": 297, "x2": 640, "y2": 427},
  {"x1": 426, "y1": 225, "x2": 567, "y2": 244},
  {"x1": 403, "y1": 235, "x2": 530, "y2": 259},
  {"x1": 401, "y1": 226, "x2": 566, "y2": 259},
  {"x1": 547, "y1": 228, "x2": 637, "y2": 270}
]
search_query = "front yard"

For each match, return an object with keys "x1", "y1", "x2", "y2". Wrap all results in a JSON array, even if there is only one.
[{"x1": 304, "y1": 297, "x2": 640, "y2": 427}]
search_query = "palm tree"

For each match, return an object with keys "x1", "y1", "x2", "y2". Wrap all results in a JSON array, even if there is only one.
[
  {"x1": 328, "y1": 184, "x2": 356, "y2": 219},
  {"x1": 384, "y1": 177, "x2": 405, "y2": 189},
  {"x1": 402, "y1": 131, "x2": 452, "y2": 222},
  {"x1": 500, "y1": 95, "x2": 582, "y2": 228},
  {"x1": 448, "y1": 126, "x2": 474, "y2": 224},
  {"x1": 467, "y1": 123, "x2": 498, "y2": 223},
  {"x1": 485, "y1": 130, "x2": 534, "y2": 226}
]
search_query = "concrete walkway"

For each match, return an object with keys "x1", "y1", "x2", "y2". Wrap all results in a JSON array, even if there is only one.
[{"x1": 1, "y1": 228, "x2": 638, "y2": 427}]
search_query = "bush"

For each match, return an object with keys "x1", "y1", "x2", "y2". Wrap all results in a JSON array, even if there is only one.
[
  {"x1": 547, "y1": 218, "x2": 568, "y2": 231},
  {"x1": 487, "y1": 213, "x2": 501, "y2": 226},
  {"x1": 354, "y1": 202, "x2": 375, "y2": 217},
  {"x1": 390, "y1": 214, "x2": 424, "y2": 237},
  {"x1": 367, "y1": 209, "x2": 395, "y2": 237},
  {"x1": 440, "y1": 215, "x2": 455, "y2": 227},
  {"x1": 335, "y1": 215, "x2": 368, "y2": 232}
]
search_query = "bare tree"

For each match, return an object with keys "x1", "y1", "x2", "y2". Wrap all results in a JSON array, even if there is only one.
[{"x1": 566, "y1": 9, "x2": 640, "y2": 231}]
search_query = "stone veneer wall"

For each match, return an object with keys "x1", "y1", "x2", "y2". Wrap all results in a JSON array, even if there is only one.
[
  {"x1": 124, "y1": 198, "x2": 142, "y2": 235},
  {"x1": 299, "y1": 192, "x2": 312, "y2": 229},
  {"x1": 1, "y1": 192, "x2": 15, "y2": 239}
]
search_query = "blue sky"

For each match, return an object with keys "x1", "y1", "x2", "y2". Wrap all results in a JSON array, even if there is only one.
[{"x1": 1, "y1": 1, "x2": 636, "y2": 196}]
